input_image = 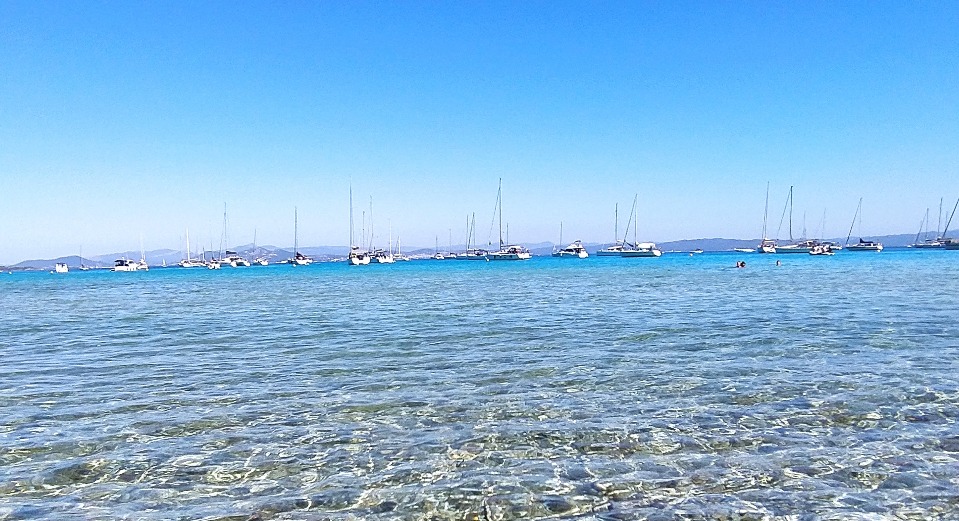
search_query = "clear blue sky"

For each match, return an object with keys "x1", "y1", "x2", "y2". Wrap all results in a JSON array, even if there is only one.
[{"x1": 1, "y1": 1, "x2": 957, "y2": 262}]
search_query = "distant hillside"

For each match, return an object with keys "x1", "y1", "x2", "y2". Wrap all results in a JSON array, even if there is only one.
[{"x1": 12, "y1": 255, "x2": 104, "y2": 270}]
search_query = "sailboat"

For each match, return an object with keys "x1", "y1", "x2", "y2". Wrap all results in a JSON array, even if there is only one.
[
  {"x1": 392, "y1": 237, "x2": 409, "y2": 261},
  {"x1": 217, "y1": 204, "x2": 250, "y2": 267},
  {"x1": 775, "y1": 186, "x2": 816, "y2": 253},
  {"x1": 252, "y1": 229, "x2": 270, "y2": 265},
  {"x1": 460, "y1": 213, "x2": 488, "y2": 260},
  {"x1": 372, "y1": 217, "x2": 395, "y2": 264},
  {"x1": 808, "y1": 210, "x2": 835, "y2": 255},
  {"x1": 179, "y1": 228, "x2": 205, "y2": 268},
  {"x1": 290, "y1": 207, "x2": 313, "y2": 266},
  {"x1": 941, "y1": 197, "x2": 959, "y2": 250},
  {"x1": 487, "y1": 178, "x2": 531, "y2": 260},
  {"x1": 757, "y1": 182, "x2": 777, "y2": 253},
  {"x1": 552, "y1": 222, "x2": 588, "y2": 258},
  {"x1": 844, "y1": 198, "x2": 883, "y2": 252},
  {"x1": 368, "y1": 200, "x2": 395, "y2": 264},
  {"x1": 911, "y1": 199, "x2": 946, "y2": 248},
  {"x1": 347, "y1": 185, "x2": 371, "y2": 265},
  {"x1": 619, "y1": 194, "x2": 662, "y2": 257},
  {"x1": 432, "y1": 235, "x2": 445, "y2": 260},
  {"x1": 445, "y1": 229, "x2": 457, "y2": 259},
  {"x1": 78, "y1": 245, "x2": 90, "y2": 271},
  {"x1": 596, "y1": 203, "x2": 626, "y2": 256}
]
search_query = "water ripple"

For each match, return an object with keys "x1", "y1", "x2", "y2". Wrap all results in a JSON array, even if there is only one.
[{"x1": 1, "y1": 251, "x2": 958, "y2": 519}]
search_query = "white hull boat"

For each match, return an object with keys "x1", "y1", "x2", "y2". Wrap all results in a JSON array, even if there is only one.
[
  {"x1": 552, "y1": 224, "x2": 588, "y2": 258},
  {"x1": 844, "y1": 198, "x2": 883, "y2": 253},
  {"x1": 596, "y1": 243, "x2": 625, "y2": 256},
  {"x1": 621, "y1": 242, "x2": 662, "y2": 257},
  {"x1": 845, "y1": 240, "x2": 883, "y2": 252},
  {"x1": 179, "y1": 228, "x2": 205, "y2": 267},
  {"x1": 371, "y1": 250, "x2": 395, "y2": 264},
  {"x1": 617, "y1": 195, "x2": 661, "y2": 258},
  {"x1": 552, "y1": 244, "x2": 589, "y2": 258},
  {"x1": 114, "y1": 259, "x2": 148, "y2": 272},
  {"x1": 775, "y1": 243, "x2": 814, "y2": 254},
  {"x1": 488, "y1": 246, "x2": 532, "y2": 260},
  {"x1": 348, "y1": 247, "x2": 371, "y2": 265}
]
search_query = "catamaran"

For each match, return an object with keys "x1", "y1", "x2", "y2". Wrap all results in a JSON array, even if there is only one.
[
  {"x1": 223, "y1": 251, "x2": 250, "y2": 267},
  {"x1": 53, "y1": 262, "x2": 69, "y2": 273},
  {"x1": 620, "y1": 194, "x2": 662, "y2": 258},
  {"x1": 487, "y1": 178, "x2": 531, "y2": 260},
  {"x1": 844, "y1": 197, "x2": 883, "y2": 252}
]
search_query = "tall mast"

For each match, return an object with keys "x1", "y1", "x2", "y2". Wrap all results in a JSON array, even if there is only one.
[
  {"x1": 614, "y1": 203, "x2": 618, "y2": 243},
  {"x1": 858, "y1": 198, "x2": 863, "y2": 238},
  {"x1": 498, "y1": 178, "x2": 503, "y2": 249},
  {"x1": 221, "y1": 202, "x2": 227, "y2": 258},
  {"x1": 294, "y1": 207, "x2": 298, "y2": 255},
  {"x1": 763, "y1": 182, "x2": 770, "y2": 238},
  {"x1": 938, "y1": 197, "x2": 943, "y2": 238},
  {"x1": 915, "y1": 211, "x2": 926, "y2": 245},
  {"x1": 942, "y1": 197, "x2": 959, "y2": 240},
  {"x1": 185, "y1": 228, "x2": 191, "y2": 262},
  {"x1": 369, "y1": 196, "x2": 374, "y2": 251},
  {"x1": 349, "y1": 183, "x2": 354, "y2": 247},
  {"x1": 448, "y1": 228, "x2": 452, "y2": 255},
  {"x1": 788, "y1": 186, "x2": 793, "y2": 242},
  {"x1": 845, "y1": 198, "x2": 861, "y2": 247},
  {"x1": 622, "y1": 194, "x2": 637, "y2": 245}
]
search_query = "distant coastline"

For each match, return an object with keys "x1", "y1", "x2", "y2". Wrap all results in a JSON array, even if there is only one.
[{"x1": 2, "y1": 233, "x2": 932, "y2": 270}]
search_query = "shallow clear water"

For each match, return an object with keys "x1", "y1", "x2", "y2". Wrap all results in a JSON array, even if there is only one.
[{"x1": 2, "y1": 250, "x2": 958, "y2": 520}]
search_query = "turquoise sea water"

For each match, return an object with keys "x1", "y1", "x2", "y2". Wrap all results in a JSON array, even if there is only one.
[{"x1": 2, "y1": 250, "x2": 958, "y2": 520}]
